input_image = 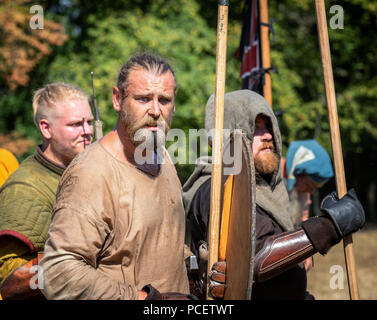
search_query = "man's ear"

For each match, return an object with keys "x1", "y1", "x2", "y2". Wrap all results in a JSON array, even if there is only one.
[
  {"x1": 39, "y1": 119, "x2": 52, "y2": 140},
  {"x1": 112, "y1": 86, "x2": 122, "y2": 112}
]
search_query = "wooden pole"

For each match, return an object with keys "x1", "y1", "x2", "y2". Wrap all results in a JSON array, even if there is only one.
[
  {"x1": 259, "y1": 0, "x2": 272, "y2": 107},
  {"x1": 207, "y1": 0, "x2": 229, "y2": 300},
  {"x1": 219, "y1": 175, "x2": 234, "y2": 261},
  {"x1": 314, "y1": 0, "x2": 360, "y2": 300},
  {"x1": 91, "y1": 72, "x2": 103, "y2": 140}
]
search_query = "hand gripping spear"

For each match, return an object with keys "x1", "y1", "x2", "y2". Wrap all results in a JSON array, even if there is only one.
[
  {"x1": 207, "y1": 0, "x2": 229, "y2": 300},
  {"x1": 91, "y1": 72, "x2": 103, "y2": 140},
  {"x1": 314, "y1": 0, "x2": 360, "y2": 300}
]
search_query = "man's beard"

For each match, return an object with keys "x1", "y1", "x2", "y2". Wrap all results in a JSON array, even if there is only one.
[
  {"x1": 120, "y1": 108, "x2": 170, "y2": 152},
  {"x1": 254, "y1": 142, "x2": 279, "y2": 175}
]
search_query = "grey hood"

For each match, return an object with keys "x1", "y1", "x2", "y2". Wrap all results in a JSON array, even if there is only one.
[{"x1": 183, "y1": 90, "x2": 294, "y2": 231}]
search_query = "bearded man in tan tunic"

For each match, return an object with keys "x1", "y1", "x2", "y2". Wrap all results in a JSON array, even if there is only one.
[{"x1": 40, "y1": 54, "x2": 192, "y2": 300}]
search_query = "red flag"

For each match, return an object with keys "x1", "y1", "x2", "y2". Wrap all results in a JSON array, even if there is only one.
[{"x1": 237, "y1": 0, "x2": 263, "y2": 94}]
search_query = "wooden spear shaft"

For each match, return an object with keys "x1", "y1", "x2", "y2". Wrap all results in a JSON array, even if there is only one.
[
  {"x1": 314, "y1": 0, "x2": 360, "y2": 300},
  {"x1": 207, "y1": 0, "x2": 229, "y2": 300},
  {"x1": 259, "y1": 0, "x2": 272, "y2": 108}
]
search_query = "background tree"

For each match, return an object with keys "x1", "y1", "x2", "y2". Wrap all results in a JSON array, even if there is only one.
[{"x1": 0, "y1": 0, "x2": 68, "y2": 154}]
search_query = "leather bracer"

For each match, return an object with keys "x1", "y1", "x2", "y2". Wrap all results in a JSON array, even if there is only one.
[
  {"x1": 0, "y1": 252, "x2": 44, "y2": 300},
  {"x1": 254, "y1": 229, "x2": 316, "y2": 283}
]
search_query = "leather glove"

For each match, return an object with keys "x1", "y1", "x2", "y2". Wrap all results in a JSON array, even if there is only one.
[
  {"x1": 320, "y1": 188, "x2": 365, "y2": 238},
  {"x1": 208, "y1": 261, "x2": 226, "y2": 299},
  {"x1": 141, "y1": 284, "x2": 198, "y2": 300}
]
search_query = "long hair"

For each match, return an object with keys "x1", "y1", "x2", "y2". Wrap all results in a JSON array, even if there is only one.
[{"x1": 117, "y1": 53, "x2": 177, "y2": 100}]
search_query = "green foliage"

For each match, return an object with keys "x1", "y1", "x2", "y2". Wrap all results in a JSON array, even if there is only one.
[{"x1": 1, "y1": 0, "x2": 376, "y2": 184}]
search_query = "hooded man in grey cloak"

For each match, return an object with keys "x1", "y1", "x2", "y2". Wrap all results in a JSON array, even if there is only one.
[{"x1": 183, "y1": 90, "x2": 365, "y2": 300}]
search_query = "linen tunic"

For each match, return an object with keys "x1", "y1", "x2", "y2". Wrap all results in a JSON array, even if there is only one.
[{"x1": 40, "y1": 142, "x2": 189, "y2": 299}]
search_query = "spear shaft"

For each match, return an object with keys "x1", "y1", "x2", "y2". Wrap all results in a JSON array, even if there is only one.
[
  {"x1": 259, "y1": 0, "x2": 272, "y2": 107},
  {"x1": 314, "y1": 0, "x2": 360, "y2": 300},
  {"x1": 207, "y1": 0, "x2": 229, "y2": 300},
  {"x1": 91, "y1": 72, "x2": 103, "y2": 140}
]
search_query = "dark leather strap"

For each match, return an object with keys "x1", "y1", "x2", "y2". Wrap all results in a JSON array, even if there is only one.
[
  {"x1": 218, "y1": 0, "x2": 229, "y2": 6},
  {"x1": 142, "y1": 284, "x2": 198, "y2": 300},
  {"x1": 254, "y1": 229, "x2": 316, "y2": 283}
]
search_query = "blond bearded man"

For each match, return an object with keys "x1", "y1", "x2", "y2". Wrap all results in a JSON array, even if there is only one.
[
  {"x1": 39, "y1": 53, "x2": 194, "y2": 300},
  {"x1": 0, "y1": 83, "x2": 93, "y2": 299}
]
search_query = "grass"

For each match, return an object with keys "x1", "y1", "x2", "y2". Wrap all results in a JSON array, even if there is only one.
[{"x1": 306, "y1": 223, "x2": 377, "y2": 300}]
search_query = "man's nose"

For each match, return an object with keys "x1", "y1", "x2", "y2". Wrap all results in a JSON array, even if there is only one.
[
  {"x1": 148, "y1": 99, "x2": 161, "y2": 118},
  {"x1": 261, "y1": 129, "x2": 273, "y2": 141},
  {"x1": 82, "y1": 120, "x2": 94, "y2": 137}
]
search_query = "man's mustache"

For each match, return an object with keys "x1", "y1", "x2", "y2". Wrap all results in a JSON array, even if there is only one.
[
  {"x1": 140, "y1": 115, "x2": 169, "y2": 131},
  {"x1": 259, "y1": 141, "x2": 275, "y2": 152}
]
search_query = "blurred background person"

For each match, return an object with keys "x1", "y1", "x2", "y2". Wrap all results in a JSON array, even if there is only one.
[
  {"x1": 0, "y1": 83, "x2": 93, "y2": 300},
  {"x1": 0, "y1": 148, "x2": 19, "y2": 187},
  {"x1": 282, "y1": 139, "x2": 334, "y2": 272}
]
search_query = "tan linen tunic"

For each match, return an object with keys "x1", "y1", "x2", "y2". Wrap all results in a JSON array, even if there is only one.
[{"x1": 40, "y1": 142, "x2": 189, "y2": 300}]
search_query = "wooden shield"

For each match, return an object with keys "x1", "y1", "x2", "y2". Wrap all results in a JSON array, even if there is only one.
[{"x1": 219, "y1": 132, "x2": 256, "y2": 300}]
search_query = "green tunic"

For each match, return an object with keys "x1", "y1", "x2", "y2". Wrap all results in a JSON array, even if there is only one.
[{"x1": 0, "y1": 147, "x2": 65, "y2": 252}]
